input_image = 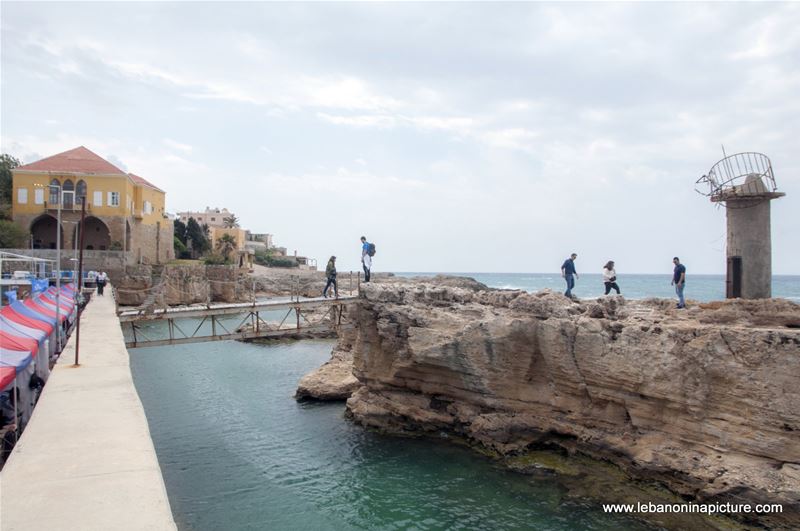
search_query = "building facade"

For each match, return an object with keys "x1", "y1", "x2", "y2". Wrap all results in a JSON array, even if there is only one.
[
  {"x1": 209, "y1": 226, "x2": 253, "y2": 269},
  {"x1": 177, "y1": 207, "x2": 236, "y2": 228},
  {"x1": 11, "y1": 146, "x2": 174, "y2": 264}
]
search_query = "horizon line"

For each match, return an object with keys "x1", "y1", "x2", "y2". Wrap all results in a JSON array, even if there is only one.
[{"x1": 391, "y1": 271, "x2": 800, "y2": 277}]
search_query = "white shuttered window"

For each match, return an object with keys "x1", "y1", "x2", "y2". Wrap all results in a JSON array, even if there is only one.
[{"x1": 93, "y1": 191, "x2": 103, "y2": 207}]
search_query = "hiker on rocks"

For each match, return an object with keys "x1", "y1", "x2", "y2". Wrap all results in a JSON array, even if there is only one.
[
  {"x1": 323, "y1": 256, "x2": 338, "y2": 298},
  {"x1": 361, "y1": 236, "x2": 375, "y2": 283},
  {"x1": 602, "y1": 260, "x2": 620, "y2": 295},
  {"x1": 671, "y1": 257, "x2": 686, "y2": 309},
  {"x1": 561, "y1": 253, "x2": 579, "y2": 299},
  {"x1": 96, "y1": 271, "x2": 107, "y2": 296}
]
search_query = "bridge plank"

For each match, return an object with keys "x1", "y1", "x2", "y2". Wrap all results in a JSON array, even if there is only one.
[
  {"x1": 118, "y1": 296, "x2": 358, "y2": 322},
  {"x1": 125, "y1": 324, "x2": 353, "y2": 348}
]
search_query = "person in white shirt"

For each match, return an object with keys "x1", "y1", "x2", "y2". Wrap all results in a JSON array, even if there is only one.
[
  {"x1": 602, "y1": 261, "x2": 620, "y2": 295},
  {"x1": 96, "y1": 271, "x2": 108, "y2": 296}
]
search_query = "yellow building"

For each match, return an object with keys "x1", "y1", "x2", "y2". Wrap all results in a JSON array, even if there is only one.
[
  {"x1": 209, "y1": 226, "x2": 253, "y2": 269},
  {"x1": 11, "y1": 146, "x2": 174, "y2": 263}
]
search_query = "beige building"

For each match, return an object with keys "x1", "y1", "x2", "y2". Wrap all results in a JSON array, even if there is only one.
[
  {"x1": 11, "y1": 146, "x2": 174, "y2": 264},
  {"x1": 177, "y1": 207, "x2": 236, "y2": 228}
]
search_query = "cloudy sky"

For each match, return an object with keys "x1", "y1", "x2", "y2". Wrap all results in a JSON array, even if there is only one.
[{"x1": 2, "y1": 2, "x2": 798, "y2": 274}]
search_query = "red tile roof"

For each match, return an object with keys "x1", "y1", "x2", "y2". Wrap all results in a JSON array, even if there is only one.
[
  {"x1": 16, "y1": 146, "x2": 127, "y2": 175},
  {"x1": 128, "y1": 173, "x2": 165, "y2": 193}
]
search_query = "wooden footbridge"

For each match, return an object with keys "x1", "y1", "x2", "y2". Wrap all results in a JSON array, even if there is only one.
[{"x1": 117, "y1": 295, "x2": 358, "y2": 348}]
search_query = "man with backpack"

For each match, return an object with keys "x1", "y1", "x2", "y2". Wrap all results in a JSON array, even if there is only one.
[{"x1": 360, "y1": 236, "x2": 375, "y2": 282}]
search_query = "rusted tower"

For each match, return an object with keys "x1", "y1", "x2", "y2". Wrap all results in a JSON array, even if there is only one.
[{"x1": 696, "y1": 151, "x2": 785, "y2": 299}]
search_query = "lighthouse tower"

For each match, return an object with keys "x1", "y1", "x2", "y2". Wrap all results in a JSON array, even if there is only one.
[{"x1": 696, "y1": 152, "x2": 785, "y2": 299}]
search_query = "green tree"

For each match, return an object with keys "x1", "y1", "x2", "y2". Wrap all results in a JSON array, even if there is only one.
[
  {"x1": 173, "y1": 219, "x2": 187, "y2": 245},
  {"x1": 216, "y1": 233, "x2": 237, "y2": 260},
  {"x1": 186, "y1": 217, "x2": 210, "y2": 256},
  {"x1": 0, "y1": 220, "x2": 29, "y2": 248},
  {"x1": 222, "y1": 214, "x2": 239, "y2": 228},
  {"x1": 0, "y1": 154, "x2": 21, "y2": 221},
  {"x1": 173, "y1": 236, "x2": 187, "y2": 257}
]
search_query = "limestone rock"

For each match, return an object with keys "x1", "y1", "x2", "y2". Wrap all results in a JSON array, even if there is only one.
[
  {"x1": 295, "y1": 327, "x2": 359, "y2": 400},
  {"x1": 295, "y1": 348, "x2": 360, "y2": 401},
  {"x1": 343, "y1": 279, "x2": 800, "y2": 528}
]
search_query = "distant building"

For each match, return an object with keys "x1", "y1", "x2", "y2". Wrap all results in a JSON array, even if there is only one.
[
  {"x1": 11, "y1": 146, "x2": 173, "y2": 264},
  {"x1": 209, "y1": 226, "x2": 253, "y2": 269},
  {"x1": 177, "y1": 207, "x2": 235, "y2": 228},
  {"x1": 245, "y1": 231, "x2": 274, "y2": 248}
]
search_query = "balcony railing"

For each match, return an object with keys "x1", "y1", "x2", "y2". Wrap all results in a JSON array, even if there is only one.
[{"x1": 43, "y1": 200, "x2": 91, "y2": 213}]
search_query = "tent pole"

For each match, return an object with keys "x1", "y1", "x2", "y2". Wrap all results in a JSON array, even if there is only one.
[{"x1": 13, "y1": 376, "x2": 18, "y2": 439}]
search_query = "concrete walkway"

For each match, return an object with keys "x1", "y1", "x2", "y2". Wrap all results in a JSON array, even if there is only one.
[{"x1": 1, "y1": 289, "x2": 176, "y2": 531}]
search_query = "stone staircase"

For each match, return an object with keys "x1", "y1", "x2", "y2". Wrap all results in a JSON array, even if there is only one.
[{"x1": 141, "y1": 266, "x2": 167, "y2": 315}]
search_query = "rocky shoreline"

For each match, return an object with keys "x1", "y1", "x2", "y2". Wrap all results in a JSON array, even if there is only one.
[{"x1": 297, "y1": 276, "x2": 800, "y2": 529}]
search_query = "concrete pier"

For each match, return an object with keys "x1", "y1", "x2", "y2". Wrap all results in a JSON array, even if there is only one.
[{"x1": 0, "y1": 290, "x2": 176, "y2": 530}]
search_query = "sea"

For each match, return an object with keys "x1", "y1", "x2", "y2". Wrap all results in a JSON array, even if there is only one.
[
  {"x1": 396, "y1": 272, "x2": 800, "y2": 303},
  {"x1": 131, "y1": 340, "x2": 655, "y2": 531}
]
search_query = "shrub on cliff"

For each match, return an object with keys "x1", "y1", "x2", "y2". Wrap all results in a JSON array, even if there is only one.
[
  {"x1": 254, "y1": 250, "x2": 298, "y2": 268},
  {"x1": 203, "y1": 253, "x2": 231, "y2": 265}
]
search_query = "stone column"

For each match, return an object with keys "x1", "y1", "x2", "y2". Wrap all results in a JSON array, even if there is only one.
[
  {"x1": 726, "y1": 199, "x2": 773, "y2": 299},
  {"x1": 725, "y1": 192, "x2": 784, "y2": 299}
]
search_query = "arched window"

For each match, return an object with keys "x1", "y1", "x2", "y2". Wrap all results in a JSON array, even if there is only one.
[
  {"x1": 49, "y1": 179, "x2": 60, "y2": 204},
  {"x1": 76, "y1": 180, "x2": 87, "y2": 205},
  {"x1": 62, "y1": 179, "x2": 74, "y2": 209}
]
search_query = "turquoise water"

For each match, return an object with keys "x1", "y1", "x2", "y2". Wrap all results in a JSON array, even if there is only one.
[
  {"x1": 130, "y1": 339, "x2": 653, "y2": 531},
  {"x1": 397, "y1": 273, "x2": 800, "y2": 303}
]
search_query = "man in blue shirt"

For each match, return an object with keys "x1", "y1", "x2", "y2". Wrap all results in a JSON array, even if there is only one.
[
  {"x1": 671, "y1": 257, "x2": 686, "y2": 309},
  {"x1": 360, "y1": 236, "x2": 372, "y2": 282},
  {"x1": 561, "y1": 253, "x2": 579, "y2": 299}
]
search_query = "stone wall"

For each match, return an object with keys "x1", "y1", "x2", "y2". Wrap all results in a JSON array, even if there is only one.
[
  {"x1": 114, "y1": 264, "x2": 246, "y2": 306},
  {"x1": 128, "y1": 218, "x2": 174, "y2": 264}
]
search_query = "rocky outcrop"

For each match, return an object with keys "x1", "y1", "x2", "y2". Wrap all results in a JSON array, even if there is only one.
[
  {"x1": 295, "y1": 328, "x2": 359, "y2": 400},
  {"x1": 344, "y1": 281, "x2": 800, "y2": 528},
  {"x1": 249, "y1": 269, "x2": 395, "y2": 298},
  {"x1": 115, "y1": 264, "x2": 248, "y2": 306}
]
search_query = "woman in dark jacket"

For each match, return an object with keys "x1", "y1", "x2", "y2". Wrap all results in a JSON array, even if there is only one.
[{"x1": 323, "y1": 256, "x2": 338, "y2": 298}]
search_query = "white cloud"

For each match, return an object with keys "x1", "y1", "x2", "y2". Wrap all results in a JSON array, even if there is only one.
[{"x1": 163, "y1": 138, "x2": 193, "y2": 153}]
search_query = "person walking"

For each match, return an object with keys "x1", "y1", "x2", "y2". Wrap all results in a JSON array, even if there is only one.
[
  {"x1": 561, "y1": 253, "x2": 579, "y2": 299},
  {"x1": 671, "y1": 257, "x2": 686, "y2": 308},
  {"x1": 323, "y1": 256, "x2": 338, "y2": 298},
  {"x1": 96, "y1": 271, "x2": 107, "y2": 296},
  {"x1": 360, "y1": 236, "x2": 373, "y2": 283},
  {"x1": 602, "y1": 261, "x2": 620, "y2": 295}
]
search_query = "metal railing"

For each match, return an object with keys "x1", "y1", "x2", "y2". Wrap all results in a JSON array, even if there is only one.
[{"x1": 695, "y1": 152, "x2": 779, "y2": 207}]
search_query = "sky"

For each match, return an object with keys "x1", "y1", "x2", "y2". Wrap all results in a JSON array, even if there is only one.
[{"x1": 2, "y1": 2, "x2": 799, "y2": 274}]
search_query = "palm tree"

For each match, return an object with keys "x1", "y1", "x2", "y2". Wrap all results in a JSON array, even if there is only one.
[
  {"x1": 222, "y1": 214, "x2": 240, "y2": 228},
  {"x1": 216, "y1": 233, "x2": 237, "y2": 260}
]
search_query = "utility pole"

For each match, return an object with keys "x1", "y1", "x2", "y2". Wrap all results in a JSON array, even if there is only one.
[{"x1": 74, "y1": 197, "x2": 86, "y2": 366}]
